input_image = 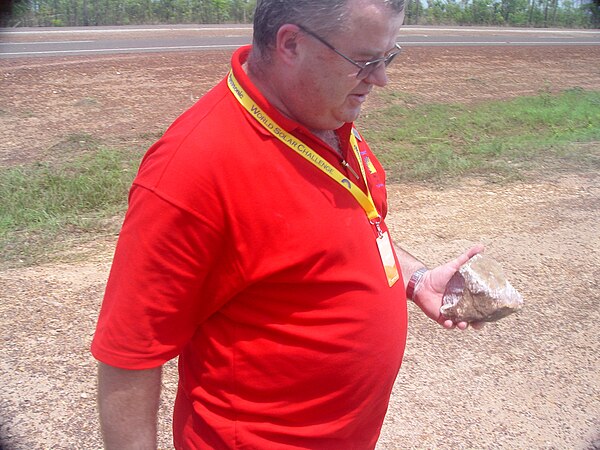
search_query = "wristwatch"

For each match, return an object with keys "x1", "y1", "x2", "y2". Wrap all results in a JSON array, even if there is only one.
[{"x1": 406, "y1": 267, "x2": 428, "y2": 301}]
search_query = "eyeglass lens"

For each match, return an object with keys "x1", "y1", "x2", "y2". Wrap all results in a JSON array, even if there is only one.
[{"x1": 356, "y1": 50, "x2": 400, "y2": 80}]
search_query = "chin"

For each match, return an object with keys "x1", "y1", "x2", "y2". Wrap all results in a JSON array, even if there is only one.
[
  {"x1": 341, "y1": 110, "x2": 362, "y2": 124},
  {"x1": 331, "y1": 105, "x2": 362, "y2": 126}
]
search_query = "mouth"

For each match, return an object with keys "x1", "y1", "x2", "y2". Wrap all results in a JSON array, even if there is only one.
[{"x1": 350, "y1": 92, "x2": 370, "y2": 103}]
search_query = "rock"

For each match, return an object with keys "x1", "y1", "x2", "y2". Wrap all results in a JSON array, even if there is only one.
[{"x1": 441, "y1": 254, "x2": 523, "y2": 322}]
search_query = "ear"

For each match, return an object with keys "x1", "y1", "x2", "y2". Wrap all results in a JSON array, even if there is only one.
[{"x1": 275, "y1": 24, "x2": 304, "y2": 64}]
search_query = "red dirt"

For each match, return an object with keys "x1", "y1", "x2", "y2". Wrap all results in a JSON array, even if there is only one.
[{"x1": 0, "y1": 43, "x2": 599, "y2": 449}]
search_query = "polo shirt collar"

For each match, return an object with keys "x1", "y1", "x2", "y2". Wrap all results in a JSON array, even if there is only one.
[{"x1": 231, "y1": 45, "x2": 298, "y2": 136}]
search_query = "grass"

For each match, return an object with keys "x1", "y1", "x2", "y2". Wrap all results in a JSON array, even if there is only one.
[
  {"x1": 0, "y1": 145, "x2": 143, "y2": 266},
  {"x1": 0, "y1": 89, "x2": 598, "y2": 267},
  {"x1": 360, "y1": 87, "x2": 600, "y2": 182}
]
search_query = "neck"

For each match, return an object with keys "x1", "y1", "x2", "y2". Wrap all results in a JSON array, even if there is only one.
[
  {"x1": 311, "y1": 129, "x2": 342, "y2": 154},
  {"x1": 245, "y1": 60, "x2": 295, "y2": 123},
  {"x1": 244, "y1": 58, "x2": 342, "y2": 155}
]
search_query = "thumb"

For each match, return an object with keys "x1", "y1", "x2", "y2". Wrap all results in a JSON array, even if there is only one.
[{"x1": 451, "y1": 244, "x2": 485, "y2": 271}]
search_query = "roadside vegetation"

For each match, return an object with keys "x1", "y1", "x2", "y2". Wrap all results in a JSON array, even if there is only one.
[
  {"x1": 0, "y1": 88, "x2": 598, "y2": 267},
  {"x1": 360, "y1": 87, "x2": 600, "y2": 182},
  {"x1": 4, "y1": 0, "x2": 599, "y2": 28}
]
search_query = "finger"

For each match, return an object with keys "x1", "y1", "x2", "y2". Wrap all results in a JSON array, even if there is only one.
[
  {"x1": 449, "y1": 244, "x2": 485, "y2": 271},
  {"x1": 465, "y1": 244, "x2": 485, "y2": 259},
  {"x1": 470, "y1": 321, "x2": 486, "y2": 330},
  {"x1": 456, "y1": 321, "x2": 486, "y2": 330},
  {"x1": 441, "y1": 319, "x2": 455, "y2": 329},
  {"x1": 456, "y1": 321, "x2": 469, "y2": 330}
]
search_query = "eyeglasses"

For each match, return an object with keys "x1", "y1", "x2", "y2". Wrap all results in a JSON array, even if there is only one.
[{"x1": 297, "y1": 24, "x2": 402, "y2": 80}]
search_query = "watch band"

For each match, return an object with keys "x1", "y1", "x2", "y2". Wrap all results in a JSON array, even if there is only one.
[{"x1": 406, "y1": 267, "x2": 428, "y2": 301}]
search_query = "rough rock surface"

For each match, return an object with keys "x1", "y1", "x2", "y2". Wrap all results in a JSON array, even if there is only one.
[{"x1": 441, "y1": 254, "x2": 524, "y2": 322}]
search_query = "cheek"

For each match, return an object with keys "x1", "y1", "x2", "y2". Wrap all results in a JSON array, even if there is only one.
[
  {"x1": 323, "y1": 75, "x2": 361, "y2": 108},
  {"x1": 297, "y1": 61, "x2": 362, "y2": 123},
  {"x1": 301, "y1": 76, "x2": 341, "y2": 109},
  {"x1": 307, "y1": 59, "x2": 357, "y2": 98}
]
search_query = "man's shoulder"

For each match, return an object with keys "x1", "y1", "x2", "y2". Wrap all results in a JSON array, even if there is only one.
[
  {"x1": 167, "y1": 78, "x2": 234, "y2": 140},
  {"x1": 132, "y1": 77, "x2": 263, "y2": 194},
  {"x1": 149, "y1": 80, "x2": 251, "y2": 157}
]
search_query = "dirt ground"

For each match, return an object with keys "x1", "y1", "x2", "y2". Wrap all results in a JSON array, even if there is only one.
[{"x1": 0, "y1": 43, "x2": 599, "y2": 449}]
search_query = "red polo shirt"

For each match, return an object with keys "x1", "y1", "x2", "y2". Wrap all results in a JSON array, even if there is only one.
[{"x1": 92, "y1": 45, "x2": 408, "y2": 449}]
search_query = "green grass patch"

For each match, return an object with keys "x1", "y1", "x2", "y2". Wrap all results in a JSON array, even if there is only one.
[
  {"x1": 360, "y1": 88, "x2": 600, "y2": 182},
  {"x1": 0, "y1": 147, "x2": 142, "y2": 266},
  {"x1": 1, "y1": 89, "x2": 598, "y2": 267}
]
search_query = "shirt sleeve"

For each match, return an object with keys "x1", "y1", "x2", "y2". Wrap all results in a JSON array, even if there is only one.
[{"x1": 91, "y1": 184, "x2": 237, "y2": 369}]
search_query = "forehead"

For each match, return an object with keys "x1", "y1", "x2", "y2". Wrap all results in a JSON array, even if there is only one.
[{"x1": 335, "y1": 0, "x2": 404, "y2": 55}]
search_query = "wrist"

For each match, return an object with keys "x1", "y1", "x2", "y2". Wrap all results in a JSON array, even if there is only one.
[{"x1": 406, "y1": 267, "x2": 428, "y2": 301}]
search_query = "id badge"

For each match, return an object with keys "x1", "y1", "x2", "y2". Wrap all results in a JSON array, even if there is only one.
[{"x1": 376, "y1": 231, "x2": 400, "y2": 287}]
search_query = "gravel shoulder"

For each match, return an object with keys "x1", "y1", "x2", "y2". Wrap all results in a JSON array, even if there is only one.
[{"x1": 0, "y1": 44, "x2": 599, "y2": 449}]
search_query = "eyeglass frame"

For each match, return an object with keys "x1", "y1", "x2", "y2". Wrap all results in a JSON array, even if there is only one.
[{"x1": 296, "y1": 24, "x2": 402, "y2": 80}]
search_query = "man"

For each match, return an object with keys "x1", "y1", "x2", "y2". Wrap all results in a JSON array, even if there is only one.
[{"x1": 92, "y1": 0, "x2": 482, "y2": 448}]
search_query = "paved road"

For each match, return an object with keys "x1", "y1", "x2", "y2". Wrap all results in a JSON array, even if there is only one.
[{"x1": 0, "y1": 24, "x2": 599, "y2": 58}]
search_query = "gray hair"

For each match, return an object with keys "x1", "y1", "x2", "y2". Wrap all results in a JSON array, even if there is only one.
[{"x1": 251, "y1": 0, "x2": 405, "y2": 57}]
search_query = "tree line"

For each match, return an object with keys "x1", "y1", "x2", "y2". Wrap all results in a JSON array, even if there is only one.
[
  {"x1": 2, "y1": 0, "x2": 598, "y2": 28},
  {"x1": 405, "y1": 0, "x2": 599, "y2": 27},
  {"x1": 3, "y1": 0, "x2": 255, "y2": 27}
]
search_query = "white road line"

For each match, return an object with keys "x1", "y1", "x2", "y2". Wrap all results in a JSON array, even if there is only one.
[
  {"x1": 4, "y1": 40, "x2": 94, "y2": 45},
  {"x1": 1, "y1": 27, "x2": 252, "y2": 35},
  {"x1": 2, "y1": 40, "x2": 598, "y2": 56},
  {"x1": 404, "y1": 27, "x2": 600, "y2": 34},
  {"x1": 398, "y1": 40, "x2": 600, "y2": 44},
  {"x1": 3, "y1": 26, "x2": 599, "y2": 36},
  {"x1": 1, "y1": 44, "x2": 242, "y2": 56}
]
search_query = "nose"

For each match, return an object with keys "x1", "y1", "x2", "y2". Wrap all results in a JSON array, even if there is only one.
[{"x1": 363, "y1": 62, "x2": 388, "y2": 87}]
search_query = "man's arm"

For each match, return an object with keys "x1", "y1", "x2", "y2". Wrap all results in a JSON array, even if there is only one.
[
  {"x1": 395, "y1": 242, "x2": 485, "y2": 329},
  {"x1": 393, "y1": 244, "x2": 427, "y2": 291},
  {"x1": 97, "y1": 362, "x2": 162, "y2": 450}
]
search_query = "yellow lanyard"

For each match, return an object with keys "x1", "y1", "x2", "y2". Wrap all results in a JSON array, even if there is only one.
[{"x1": 227, "y1": 70, "x2": 383, "y2": 232}]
